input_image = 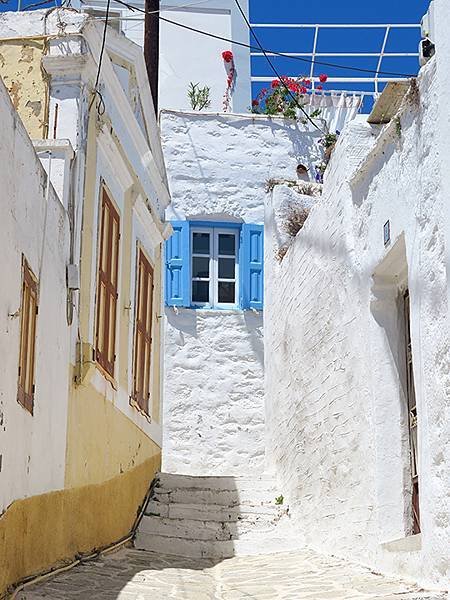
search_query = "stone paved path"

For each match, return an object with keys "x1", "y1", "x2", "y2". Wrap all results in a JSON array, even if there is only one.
[{"x1": 19, "y1": 548, "x2": 447, "y2": 600}]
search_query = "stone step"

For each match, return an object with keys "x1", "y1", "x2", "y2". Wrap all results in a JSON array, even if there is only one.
[
  {"x1": 156, "y1": 473, "x2": 278, "y2": 493},
  {"x1": 145, "y1": 500, "x2": 284, "y2": 522},
  {"x1": 139, "y1": 514, "x2": 283, "y2": 542},
  {"x1": 134, "y1": 530, "x2": 302, "y2": 559},
  {"x1": 152, "y1": 487, "x2": 278, "y2": 507}
]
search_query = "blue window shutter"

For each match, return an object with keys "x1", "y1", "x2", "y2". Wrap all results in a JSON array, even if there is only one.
[
  {"x1": 240, "y1": 224, "x2": 264, "y2": 310},
  {"x1": 165, "y1": 221, "x2": 190, "y2": 307}
]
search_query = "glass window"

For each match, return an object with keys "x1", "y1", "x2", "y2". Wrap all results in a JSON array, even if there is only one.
[
  {"x1": 192, "y1": 232, "x2": 210, "y2": 255},
  {"x1": 190, "y1": 227, "x2": 238, "y2": 308}
]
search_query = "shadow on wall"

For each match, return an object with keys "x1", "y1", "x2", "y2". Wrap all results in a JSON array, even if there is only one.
[
  {"x1": 243, "y1": 310, "x2": 264, "y2": 367},
  {"x1": 165, "y1": 307, "x2": 264, "y2": 367},
  {"x1": 166, "y1": 306, "x2": 199, "y2": 340}
]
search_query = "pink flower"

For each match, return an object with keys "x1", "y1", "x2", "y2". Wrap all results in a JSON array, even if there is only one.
[
  {"x1": 303, "y1": 79, "x2": 312, "y2": 87},
  {"x1": 222, "y1": 50, "x2": 234, "y2": 63},
  {"x1": 252, "y1": 99, "x2": 259, "y2": 107},
  {"x1": 316, "y1": 84, "x2": 323, "y2": 91},
  {"x1": 299, "y1": 86, "x2": 308, "y2": 94},
  {"x1": 271, "y1": 79, "x2": 280, "y2": 88},
  {"x1": 319, "y1": 73, "x2": 328, "y2": 83}
]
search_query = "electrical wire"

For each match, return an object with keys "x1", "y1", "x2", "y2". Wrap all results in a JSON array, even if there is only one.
[
  {"x1": 232, "y1": 0, "x2": 322, "y2": 132},
  {"x1": 108, "y1": 0, "x2": 417, "y2": 79},
  {"x1": 89, "y1": 0, "x2": 111, "y2": 114}
]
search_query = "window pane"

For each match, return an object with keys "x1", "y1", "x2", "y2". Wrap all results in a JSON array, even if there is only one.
[
  {"x1": 218, "y1": 257, "x2": 235, "y2": 279},
  {"x1": 218, "y1": 234, "x2": 235, "y2": 256},
  {"x1": 218, "y1": 282, "x2": 235, "y2": 303},
  {"x1": 192, "y1": 232, "x2": 210, "y2": 255},
  {"x1": 192, "y1": 281, "x2": 209, "y2": 303},
  {"x1": 192, "y1": 256, "x2": 210, "y2": 278}
]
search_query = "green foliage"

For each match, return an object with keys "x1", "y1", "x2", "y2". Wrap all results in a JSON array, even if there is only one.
[
  {"x1": 275, "y1": 494, "x2": 284, "y2": 505},
  {"x1": 187, "y1": 82, "x2": 211, "y2": 111}
]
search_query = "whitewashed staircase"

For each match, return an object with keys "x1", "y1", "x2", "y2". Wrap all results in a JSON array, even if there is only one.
[{"x1": 135, "y1": 472, "x2": 298, "y2": 559}]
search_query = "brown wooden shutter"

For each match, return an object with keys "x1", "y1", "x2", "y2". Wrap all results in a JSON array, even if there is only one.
[
  {"x1": 17, "y1": 258, "x2": 38, "y2": 414},
  {"x1": 95, "y1": 188, "x2": 120, "y2": 378},
  {"x1": 133, "y1": 248, "x2": 154, "y2": 414}
]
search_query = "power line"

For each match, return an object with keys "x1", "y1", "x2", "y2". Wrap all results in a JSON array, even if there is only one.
[
  {"x1": 89, "y1": 0, "x2": 111, "y2": 114},
  {"x1": 108, "y1": 0, "x2": 417, "y2": 79},
  {"x1": 232, "y1": 0, "x2": 322, "y2": 132}
]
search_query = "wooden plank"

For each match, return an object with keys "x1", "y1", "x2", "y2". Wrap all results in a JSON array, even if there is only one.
[{"x1": 367, "y1": 81, "x2": 410, "y2": 124}]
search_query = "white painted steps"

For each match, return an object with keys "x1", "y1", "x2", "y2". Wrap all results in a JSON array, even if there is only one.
[{"x1": 135, "y1": 472, "x2": 299, "y2": 559}]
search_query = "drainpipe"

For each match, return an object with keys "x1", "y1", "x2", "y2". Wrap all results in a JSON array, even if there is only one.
[{"x1": 144, "y1": 0, "x2": 160, "y2": 113}]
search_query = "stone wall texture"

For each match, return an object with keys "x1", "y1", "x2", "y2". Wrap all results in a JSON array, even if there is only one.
[
  {"x1": 265, "y1": 53, "x2": 450, "y2": 591},
  {"x1": 160, "y1": 111, "x2": 323, "y2": 475}
]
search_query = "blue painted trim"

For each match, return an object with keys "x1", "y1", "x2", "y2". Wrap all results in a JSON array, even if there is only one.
[{"x1": 189, "y1": 221, "x2": 243, "y2": 230}]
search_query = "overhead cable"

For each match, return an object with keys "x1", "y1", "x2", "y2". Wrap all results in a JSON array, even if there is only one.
[
  {"x1": 108, "y1": 0, "x2": 417, "y2": 79},
  {"x1": 232, "y1": 0, "x2": 323, "y2": 131}
]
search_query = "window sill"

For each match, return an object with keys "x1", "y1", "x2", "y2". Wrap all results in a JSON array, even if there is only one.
[
  {"x1": 129, "y1": 396, "x2": 152, "y2": 424},
  {"x1": 95, "y1": 361, "x2": 118, "y2": 391},
  {"x1": 381, "y1": 533, "x2": 422, "y2": 553}
]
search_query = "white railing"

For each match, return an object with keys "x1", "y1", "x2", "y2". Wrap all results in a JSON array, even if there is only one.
[{"x1": 250, "y1": 23, "x2": 421, "y2": 98}]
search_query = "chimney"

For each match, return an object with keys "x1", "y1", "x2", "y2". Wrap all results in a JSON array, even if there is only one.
[{"x1": 144, "y1": 0, "x2": 160, "y2": 113}]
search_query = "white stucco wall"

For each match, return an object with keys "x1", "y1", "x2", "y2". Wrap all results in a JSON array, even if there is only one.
[
  {"x1": 163, "y1": 309, "x2": 264, "y2": 475},
  {"x1": 265, "y1": 54, "x2": 449, "y2": 590},
  {"x1": 161, "y1": 110, "x2": 323, "y2": 476},
  {"x1": 161, "y1": 110, "x2": 323, "y2": 224},
  {"x1": 0, "y1": 77, "x2": 71, "y2": 513}
]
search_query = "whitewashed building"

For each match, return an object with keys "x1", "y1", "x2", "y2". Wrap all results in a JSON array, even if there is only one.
[
  {"x1": 75, "y1": 0, "x2": 251, "y2": 112},
  {"x1": 264, "y1": 0, "x2": 450, "y2": 591},
  {"x1": 159, "y1": 110, "x2": 324, "y2": 476},
  {"x1": 0, "y1": 9, "x2": 171, "y2": 594}
]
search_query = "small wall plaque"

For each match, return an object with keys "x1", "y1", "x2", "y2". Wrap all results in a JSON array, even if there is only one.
[{"x1": 383, "y1": 220, "x2": 391, "y2": 246}]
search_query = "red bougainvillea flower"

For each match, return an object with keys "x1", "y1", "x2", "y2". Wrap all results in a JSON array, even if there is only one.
[
  {"x1": 222, "y1": 50, "x2": 234, "y2": 63},
  {"x1": 252, "y1": 99, "x2": 259, "y2": 107},
  {"x1": 316, "y1": 84, "x2": 323, "y2": 90},
  {"x1": 289, "y1": 82, "x2": 300, "y2": 93},
  {"x1": 304, "y1": 79, "x2": 312, "y2": 87},
  {"x1": 260, "y1": 88, "x2": 268, "y2": 96},
  {"x1": 299, "y1": 86, "x2": 308, "y2": 94},
  {"x1": 319, "y1": 73, "x2": 328, "y2": 83},
  {"x1": 271, "y1": 79, "x2": 280, "y2": 88}
]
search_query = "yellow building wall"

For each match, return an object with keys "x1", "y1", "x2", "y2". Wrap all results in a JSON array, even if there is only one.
[
  {"x1": 0, "y1": 38, "x2": 49, "y2": 138},
  {"x1": 0, "y1": 450, "x2": 160, "y2": 595},
  {"x1": 0, "y1": 106, "x2": 164, "y2": 595}
]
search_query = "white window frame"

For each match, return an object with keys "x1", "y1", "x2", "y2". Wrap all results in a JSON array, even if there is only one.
[{"x1": 190, "y1": 227, "x2": 239, "y2": 309}]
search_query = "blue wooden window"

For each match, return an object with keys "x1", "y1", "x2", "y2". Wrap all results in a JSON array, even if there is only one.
[
  {"x1": 165, "y1": 221, "x2": 263, "y2": 310},
  {"x1": 240, "y1": 224, "x2": 264, "y2": 311},
  {"x1": 165, "y1": 221, "x2": 189, "y2": 307}
]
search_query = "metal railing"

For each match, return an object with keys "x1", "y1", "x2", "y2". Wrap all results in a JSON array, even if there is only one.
[{"x1": 250, "y1": 23, "x2": 421, "y2": 98}]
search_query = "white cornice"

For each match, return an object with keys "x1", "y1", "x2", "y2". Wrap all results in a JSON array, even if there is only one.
[
  {"x1": 97, "y1": 125, "x2": 134, "y2": 194},
  {"x1": 83, "y1": 21, "x2": 171, "y2": 218},
  {"x1": 42, "y1": 54, "x2": 86, "y2": 80}
]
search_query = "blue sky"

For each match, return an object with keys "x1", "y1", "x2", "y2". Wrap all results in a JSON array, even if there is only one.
[
  {"x1": 0, "y1": 0, "x2": 432, "y2": 112},
  {"x1": 249, "y1": 0, "x2": 431, "y2": 112}
]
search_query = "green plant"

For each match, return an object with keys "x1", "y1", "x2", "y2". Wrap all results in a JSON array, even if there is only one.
[
  {"x1": 275, "y1": 494, "x2": 284, "y2": 505},
  {"x1": 395, "y1": 116, "x2": 402, "y2": 138},
  {"x1": 252, "y1": 75, "x2": 326, "y2": 121},
  {"x1": 321, "y1": 133, "x2": 338, "y2": 149},
  {"x1": 187, "y1": 82, "x2": 211, "y2": 111}
]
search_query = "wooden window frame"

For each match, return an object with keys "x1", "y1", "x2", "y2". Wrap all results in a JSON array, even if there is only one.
[
  {"x1": 17, "y1": 257, "x2": 38, "y2": 415},
  {"x1": 132, "y1": 246, "x2": 155, "y2": 416},
  {"x1": 95, "y1": 186, "x2": 120, "y2": 379}
]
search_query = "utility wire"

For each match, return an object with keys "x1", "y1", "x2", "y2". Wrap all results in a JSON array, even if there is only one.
[
  {"x1": 107, "y1": 0, "x2": 417, "y2": 79},
  {"x1": 89, "y1": 0, "x2": 111, "y2": 113},
  {"x1": 232, "y1": 0, "x2": 322, "y2": 132}
]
